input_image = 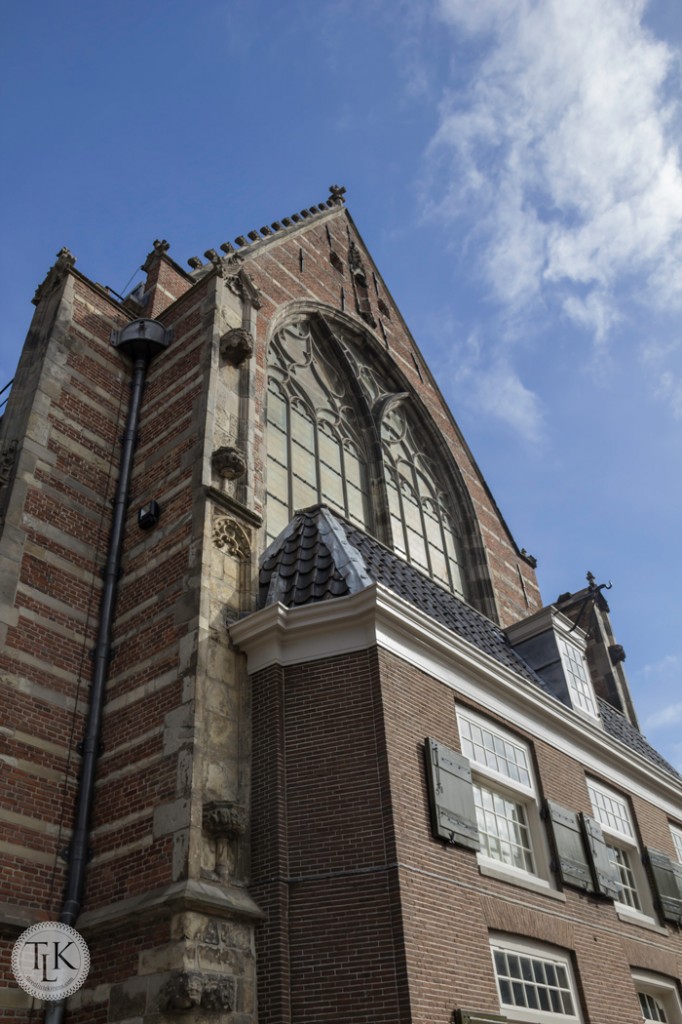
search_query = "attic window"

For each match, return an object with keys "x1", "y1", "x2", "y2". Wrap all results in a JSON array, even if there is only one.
[
  {"x1": 506, "y1": 608, "x2": 601, "y2": 721},
  {"x1": 556, "y1": 635, "x2": 597, "y2": 716}
]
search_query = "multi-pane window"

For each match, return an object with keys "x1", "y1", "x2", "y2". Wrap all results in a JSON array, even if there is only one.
[
  {"x1": 671, "y1": 824, "x2": 682, "y2": 864},
  {"x1": 556, "y1": 635, "x2": 597, "y2": 716},
  {"x1": 458, "y1": 710, "x2": 550, "y2": 885},
  {"x1": 634, "y1": 972, "x2": 682, "y2": 1024},
  {"x1": 587, "y1": 778, "x2": 650, "y2": 917},
  {"x1": 490, "y1": 937, "x2": 582, "y2": 1022},
  {"x1": 266, "y1": 318, "x2": 469, "y2": 598},
  {"x1": 473, "y1": 785, "x2": 534, "y2": 872},
  {"x1": 640, "y1": 991, "x2": 668, "y2": 1022}
]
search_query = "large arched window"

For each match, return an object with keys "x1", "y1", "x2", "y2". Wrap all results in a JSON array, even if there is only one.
[
  {"x1": 266, "y1": 321, "x2": 370, "y2": 543},
  {"x1": 381, "y1": 402, "x2": 465, "y2": 596},
  {"x1": 266, "y1": 315, "x2": 470, "y2": 601}
]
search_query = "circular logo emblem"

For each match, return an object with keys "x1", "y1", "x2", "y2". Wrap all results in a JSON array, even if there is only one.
[{"x1": 12, "y1": 922, "x2": 90, "y2": 1002}]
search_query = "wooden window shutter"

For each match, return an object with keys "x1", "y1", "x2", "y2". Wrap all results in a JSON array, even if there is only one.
[
  {"x1": 581, "y1": 813, "x2": 621, "y2": 900},
  {"x1": 424, "y1": 738, "x2": 480, "y2": 850},
  {"x1": 645, "y1": 848, "x2": 682, "y2": 924},
  {"x1": 544, "y1": 800, "x2": 595, "y2": 893}
]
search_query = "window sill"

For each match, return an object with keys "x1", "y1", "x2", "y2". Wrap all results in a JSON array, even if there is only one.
[
  {"x1": 614, "y1": 904, "x2": 667, "y2": 934},
  {"x1": 477, "y1": 856, "x2": 566, "y2": 901}
]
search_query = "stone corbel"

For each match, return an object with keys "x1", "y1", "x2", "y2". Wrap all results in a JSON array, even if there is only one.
[
  {"x1": 203, "y1": 801, "x2": 247, "y2": 881},
  {"x1": 212, "y1": 446, "x2": 246, "y2": 481},
  {"x1": 219, "y1": 327, "x2": 254, "y2": 367}
]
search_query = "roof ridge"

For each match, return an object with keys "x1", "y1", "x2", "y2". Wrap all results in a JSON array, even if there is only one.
[{"x1": 188, "y1": 185, "x2": 347, "y2": 271}]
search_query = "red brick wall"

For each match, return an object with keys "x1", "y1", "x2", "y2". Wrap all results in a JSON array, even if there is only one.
[{"x1": 251, "y1": 643, "x2": 682, "y2": 1024}]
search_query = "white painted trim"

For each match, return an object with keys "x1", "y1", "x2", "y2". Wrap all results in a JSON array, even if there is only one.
[{"x1": 229, "y1": 585, "x2": 682, "y2": 816}]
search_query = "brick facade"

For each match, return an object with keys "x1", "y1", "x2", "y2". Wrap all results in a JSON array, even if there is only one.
[{"x1": 1, "y1": 192, "x2": 680, "y2": 1022}]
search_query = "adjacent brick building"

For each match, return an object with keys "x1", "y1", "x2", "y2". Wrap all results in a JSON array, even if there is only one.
[{"x1": 1, "y1": 187, "x2": 680, "y2": 1023}]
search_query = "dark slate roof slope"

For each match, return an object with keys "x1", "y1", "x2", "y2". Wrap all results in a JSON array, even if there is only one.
[
  {"x1": 598, "y1": 699, "x2": 679, "y2": 777},
  {"x1": 260, "y1": 506, "x2": 547, "y2": 689},
  {"x1": 259, "y1": 506, "x2": 680, "y2": 781}
]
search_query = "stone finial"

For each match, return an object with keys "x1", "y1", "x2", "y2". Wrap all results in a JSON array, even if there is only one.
[
  {"x1": 212, "y1": 446, "x2": 246, "y2": 480},
  {"x1": 141, "y1": 239, "x2": 171, "y2": 273},
  {"x1": 328, "y1": 184, "x2": 347, "y2": 205},
  {"x1": 219, "y1": 327, "x2": 254, "y2": 368},
  {"x1": 32, "y1": 248, "x2": 76, "y2": 306}
]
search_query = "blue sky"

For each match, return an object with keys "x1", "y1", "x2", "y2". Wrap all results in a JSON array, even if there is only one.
[{"x1": 1, "y1": 0, "x2": 681, "y2": 770}]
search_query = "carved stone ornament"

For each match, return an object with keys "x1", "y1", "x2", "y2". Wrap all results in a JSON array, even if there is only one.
[
  {"x1": 0, "y1": 440, "x2": 18, "y2": 488},
  {"x1": 212, "y1": 515, "x2": 250, "y2": 558},
  {"x1": 202, "y1": 800, "x2": 247, "y2": 839},
  {"x1": 212, "y1": 446, "x2": 246, "y2": 480},
  {"x1": 226, "y1": 268, "x2": 263, "y2": 309},
  {"x1": 219, "y1": 327, "x2": 254, "y2": 367},
  {"x1": 141, "y1": 238, "x2": 170, "y2": 273},
  {"x1": 159, "y1": 971, "x2": 235, "y2": 1013},
  {"x1": 328, "y1": 183, "x2": 347, "y2": 205},
  {"x1": 32, "y1": 248, "x2": 76, "y2": 306}
]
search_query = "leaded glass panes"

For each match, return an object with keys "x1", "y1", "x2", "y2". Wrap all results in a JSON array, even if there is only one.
[
  {"x1": 381, "y1": 403, "x2": 465, "y2": 595},
  {"x1": 266, "y1": 318, "x2": 470, "y2": 600},
  {"x1": 266, "y1": 321, "x2": 370, "y2": 542}
]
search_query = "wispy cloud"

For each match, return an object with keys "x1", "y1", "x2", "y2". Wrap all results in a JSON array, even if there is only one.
[
  {"x1": 445, "y1": 328, "x2": 545, "y2": 443},
  {"x1": 644, "y1": 702, "x2": 682, "y2": 730},
  {"x1": 425, "y1": 0, "x2": 682, "y2": 358}
]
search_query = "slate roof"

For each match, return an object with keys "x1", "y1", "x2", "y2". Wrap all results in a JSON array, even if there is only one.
[{"x1": 259, "y1": 505, "x2": 680, "y2": 781}]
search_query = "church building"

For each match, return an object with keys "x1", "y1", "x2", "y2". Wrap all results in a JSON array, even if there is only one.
[{"x1": 0, "y1": 187, "x2": 681, "y2": 1023}]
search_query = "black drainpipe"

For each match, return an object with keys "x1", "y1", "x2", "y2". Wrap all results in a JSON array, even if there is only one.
[{"x1": 44, "y1": 319, "x2": 170, "y2": 1024}]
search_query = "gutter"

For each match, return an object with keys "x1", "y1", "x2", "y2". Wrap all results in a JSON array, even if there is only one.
[{"x1": 45, "y1": 319, "x2": 170, "y2": 1024}]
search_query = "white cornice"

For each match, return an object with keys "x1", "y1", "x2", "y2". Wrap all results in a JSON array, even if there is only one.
[{"x1": 229, "y1": 586, "x2": 682, "y2": 816}]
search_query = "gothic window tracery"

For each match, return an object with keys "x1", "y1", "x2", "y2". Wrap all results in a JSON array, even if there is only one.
[
  {"x1": 266, "y1": 321, "x2": 370, "y2": 542},
  {"x1": 265, "y1": 316, "x2": 469, "y2": 601}
]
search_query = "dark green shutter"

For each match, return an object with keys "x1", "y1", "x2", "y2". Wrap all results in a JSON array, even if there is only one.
[
  {"x1": 645, "y1": 848, "x2": 682, "y2": 924},
  {"x1": 424, "y1": 738, "x2": 480, "y2": 850},
  {"x1": 581, "y1": 813, "x2": 621, "y2": 900},
  {"x1": 544, "y1": 800, "x2": 595, "y2": 892}
]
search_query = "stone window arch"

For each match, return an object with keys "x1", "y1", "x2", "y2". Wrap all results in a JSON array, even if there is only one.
[{"x1": 265, "y1": 313, "x2": 490, "y2": 610}]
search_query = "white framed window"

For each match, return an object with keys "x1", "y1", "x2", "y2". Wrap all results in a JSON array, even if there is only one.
[
  {"x1": 490, "y1": 935, "x2": 582, "y2": 1023},
  {"x1": 458, "y1": 709, "x2": 554, "y2": 894},
  {"x1": 633, "y1": 971, "x2": 682, "y2": 1024},
  {"x1": 587, "y1": 778, "x2": 653, "y2": 922},
  {"x1": 556, "y1": 634, "x2": 598, "y2": 717},
  {"x1": 670, "y1": 824, "x2": 682, "y2": 864}
]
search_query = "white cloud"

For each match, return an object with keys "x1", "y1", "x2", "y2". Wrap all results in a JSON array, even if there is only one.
[
  {"x1": 447, "y1": 332, "x2": 545, "y2": 443},
  {"x1": 644, "y1": 701, "x2": 682, "y2": 731},
  {"x1": 426, "y1": 0, "x2": 682, "y2": 354}
]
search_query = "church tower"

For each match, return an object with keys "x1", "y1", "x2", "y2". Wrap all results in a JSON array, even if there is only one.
[{"x1": 1, "y1": 189, "x2": 681, "y2": 1024}]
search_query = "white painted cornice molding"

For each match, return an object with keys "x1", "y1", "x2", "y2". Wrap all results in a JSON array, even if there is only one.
[{"x1": 229, "y1": 585, "x2": 682, "y2": 814}]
